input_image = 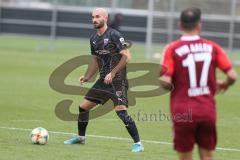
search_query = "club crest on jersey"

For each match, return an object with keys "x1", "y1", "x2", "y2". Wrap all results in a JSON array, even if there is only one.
[
  {"x1": 104, "y1": 38, "x2": 109, "y2": 45},
  {"x1": 116, "y1": 91, "x2": 122, "y2": 97}
]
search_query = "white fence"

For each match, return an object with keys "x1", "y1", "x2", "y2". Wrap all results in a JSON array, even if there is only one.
[{"x1": 1, "y1": 0, "x2": 240, "y2": 58}]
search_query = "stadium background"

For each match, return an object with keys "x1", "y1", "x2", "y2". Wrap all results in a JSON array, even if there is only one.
[{"x1": 0, "y1": 0, "x2": 240, "y2": 160}]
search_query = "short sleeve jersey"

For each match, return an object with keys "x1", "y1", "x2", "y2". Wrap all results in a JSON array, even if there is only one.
[
  {"x1": 161, "y1": 35, "x2": 232, "y2": 119},
  {"x1": 90, "y1": 27, "x2": 127, "y2": 80}
]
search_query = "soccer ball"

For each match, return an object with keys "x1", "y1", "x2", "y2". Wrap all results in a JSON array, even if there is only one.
[{"x1": 31, "y1": 127, "x2": 49, "y2": 145}]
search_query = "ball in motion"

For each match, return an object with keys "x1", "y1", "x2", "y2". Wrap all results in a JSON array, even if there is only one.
[{"x1": 31, "y1": 127, "x2": 49, "y2": 145}]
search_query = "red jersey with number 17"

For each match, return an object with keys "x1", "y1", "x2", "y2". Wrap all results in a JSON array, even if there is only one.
[{"x1": 161, "y1": 35, "x2": 232, "y2": 121}]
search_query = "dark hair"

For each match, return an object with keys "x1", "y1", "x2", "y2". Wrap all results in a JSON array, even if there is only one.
[{"x1": 180, "y1": 7, "x2": 201, "y2": 30}]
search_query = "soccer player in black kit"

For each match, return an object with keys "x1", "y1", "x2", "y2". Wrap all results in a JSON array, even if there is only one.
[{"x1": 64, "y1": 8, "x2": 144, "y2": 152}]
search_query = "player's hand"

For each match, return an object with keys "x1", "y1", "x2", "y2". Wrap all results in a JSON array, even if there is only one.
[
  {"x1": 216, "y1": 79, "x2": 229, "y2": 94},
  {"x1": 79, "y1": 76, "x2": 89, "y2": 85},
  {"x1": 104, "y1": 72, "x2": 115, "y2": 84}
]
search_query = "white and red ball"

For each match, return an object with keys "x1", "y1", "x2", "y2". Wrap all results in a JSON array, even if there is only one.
[{"x1": 31, "y1": 127, "x2": 49, "y2": 145}]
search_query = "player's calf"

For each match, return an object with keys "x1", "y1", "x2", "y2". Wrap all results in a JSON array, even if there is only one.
[
  {"x1": 78, "y1": 107, "x2": 89, "y2": 137},
  {"x1": 64, "y1": 106, "x2": 89, "y2": 145},
  {"x1": 116, "y1": 109, "x2": 144, "y2": 152}
]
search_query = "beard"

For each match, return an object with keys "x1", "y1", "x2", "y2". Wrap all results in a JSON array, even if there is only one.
[{"x1": 93, "y1": 20, "x2": 105, "y2": 29}]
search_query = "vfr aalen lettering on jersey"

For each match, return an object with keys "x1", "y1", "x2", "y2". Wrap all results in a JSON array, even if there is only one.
[{"x1": 175, "y1": 43, "x2": 213, "y2": 97}]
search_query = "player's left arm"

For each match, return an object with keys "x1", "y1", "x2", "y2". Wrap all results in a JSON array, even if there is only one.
[
  {"x1": 104, "y1": 31, "x2": 130, "y2": 84},
  {"x1": 112, "y1": 48, "x2": 131, "y2": 73},
  {"x1": 104, "y1": 49, "x2": 131, "y2": 84},
  {"x1": 215, "y1": 44, "x2": 237, "y2": 93}
]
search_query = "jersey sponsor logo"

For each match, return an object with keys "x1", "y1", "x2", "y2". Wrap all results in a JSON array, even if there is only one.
[{"x1": 95, "y1": 50, "x2": 111, "y2": 55}]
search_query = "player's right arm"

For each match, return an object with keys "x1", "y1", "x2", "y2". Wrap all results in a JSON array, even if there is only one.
[
  {"x1": 80, "y1": 38, "x2": 99, "y2": 85},
  {"x1": 159, "y1": 44, "x2": 174, "y2": 90},
  {"x1": 79, "y1": 56, "x2": 98, "y2": 85},
  {"x1": 215, "y1": 43, "x2": 237, "y2": 93}
]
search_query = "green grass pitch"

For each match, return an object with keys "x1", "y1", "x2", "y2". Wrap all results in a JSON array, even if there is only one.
[{"x1": 0, "y1": 35, "x2": 240, "y2": 160}]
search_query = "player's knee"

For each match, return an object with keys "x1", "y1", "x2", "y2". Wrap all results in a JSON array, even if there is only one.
[
  {"x1": 114, "y1": 105, "x2": 127, "y2": 111},
  {"x1": 201, "y1": 156, "x2": 213, "y2": 160},
  {"x1": 79, "y1": 106, "x2": 87, "y2": 112},
  {"x1": 179, "y1": 156, "x2": 192, "y2": 160},
  {"x1": 201, "y1": 158, "x2": 212, "y2": 160},
  {"x1": 78, "y1": 106, "x2": 89, "y2": 122},
  {"x1": 80, "y1": 99, "x2": 97, "y2": 110},
  {"x1": 79, "y1": 104, "x2": 89, "y2": 111},
  {"x1": 116, "y1": 110, "x2": 134, "y2": 125}
]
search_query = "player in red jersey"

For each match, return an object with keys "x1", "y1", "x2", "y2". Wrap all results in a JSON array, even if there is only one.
[{"x1": 160, "y1": 8, "x2": 237, "y2": 160}]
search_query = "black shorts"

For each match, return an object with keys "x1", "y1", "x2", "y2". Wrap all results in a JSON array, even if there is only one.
[{"x1": 85, "y1": 79, "x2": 128, "y2": 107}]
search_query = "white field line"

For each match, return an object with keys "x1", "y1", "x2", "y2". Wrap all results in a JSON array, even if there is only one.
[
  {"x1": 10, "y1": 120, "x2": 45, "y2": 122},
  {"x1": 0, "y1": 126, "x2": 240, "y2": 152}
]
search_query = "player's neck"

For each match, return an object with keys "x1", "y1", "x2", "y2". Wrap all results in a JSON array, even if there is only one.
[
  {"x1": 183, "y1": 30, "x2": 200, "y2": 36},
  {"x1": 97, "y1": 25, "x2": 108, "y2": 36}
]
